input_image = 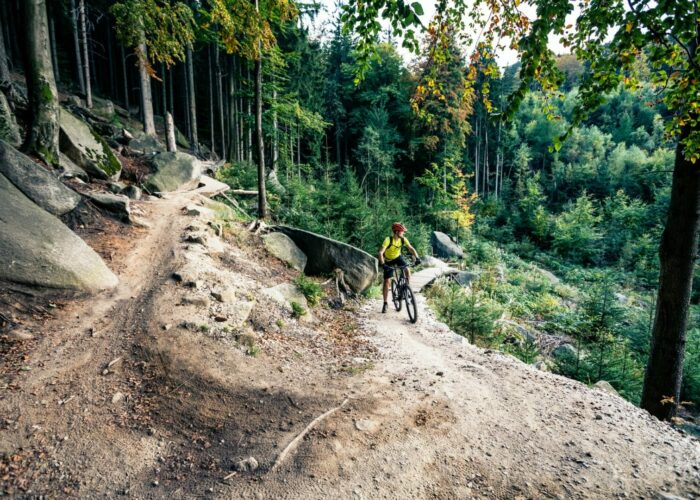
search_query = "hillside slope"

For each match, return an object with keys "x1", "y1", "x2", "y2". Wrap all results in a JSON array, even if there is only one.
[{"x1": 0, "y1": 188, "x2": 698, "y2": 499}]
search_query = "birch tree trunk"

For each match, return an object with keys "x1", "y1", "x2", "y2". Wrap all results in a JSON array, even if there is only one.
[
  {"x1": 165, "y1": 111, "x2": 177, "y2": 152},
  {"x1": 186, "y1": 44, "x2": 198, "y2": 154},
  {"x1": 79, "y1": 0, "x2": 91, "y2": 107},
  {"x1": 138, "y1": 40, "x2": 155, "y2": 136},
  {"x1": 25, "y1": 0, "x2": 60, "y2": 165}
]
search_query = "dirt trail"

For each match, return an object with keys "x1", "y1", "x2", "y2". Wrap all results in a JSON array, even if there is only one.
[{"x1": 1, "y1": 191, "x2": 699, "y2": 499}]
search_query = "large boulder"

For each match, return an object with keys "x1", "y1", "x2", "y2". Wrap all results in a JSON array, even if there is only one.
[
  {"x1": 273, "y1": 226, "x2": 378, "y2": 293},
  {"x1": 431, "y1": 231, "x2": 464, "y2": 259},
  {"x1": 552, "y1": 343, "x2": 578, "y2": 360},
  {"x1": 0, "y1": 140, "x2": 81, "y2": 216},
  {"x1": 58, "y1": 152, "x2": 89, "y2": 181},
  {"x1": 262, "y1": 232, "x2": 307, "y2": 271},
  {"x1": 592, "y1": 380, "x2": 619, "y2": 396},
  {"x1": 0, "y1": 173, "x2": 118, "y2": 291},
  {"x1": 0, "y1": 92, "x2": 21, "y2": 147},
  {"x1": 144, "y1": 151, "x2": 202, "y2": 193},
  {"x1": 451, "y1": 271, "x2": 478, "y2": 287},
  {"x1": 91, "y1": 97, "x2": 115, "y2": 120},
  {"x1": 128, "y1": 131, "x2": 166, "y2": 155},
  {"x1": 59, "y1": 108, "x2": 122, "y2": 180},
  {"x1": 86, "y1": 192, "x2": 131, "y2": 222}
]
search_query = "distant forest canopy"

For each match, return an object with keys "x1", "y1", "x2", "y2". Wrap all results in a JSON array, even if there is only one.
[{"x1": 5, "y1": 0, "x2": 699, "y2": 421}]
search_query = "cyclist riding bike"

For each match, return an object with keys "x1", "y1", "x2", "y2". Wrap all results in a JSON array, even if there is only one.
[{"x1": 378, "y1": 222, "x2": 421, "y2": 313}]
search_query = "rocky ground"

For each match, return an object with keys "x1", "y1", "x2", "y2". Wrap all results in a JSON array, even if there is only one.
[{"x1": 1, "y1": 185, "x2": 699, "y2": 499}]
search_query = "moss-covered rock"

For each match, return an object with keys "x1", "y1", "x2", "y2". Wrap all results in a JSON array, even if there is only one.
[
  {"x1": 0, "y1": 92, "x2": 21, "y2": 147},
  {"x1": 59, "y1": 108, "x2": 122, "y2": 180},
  {"x1": 144, "y1": 151, "x2": 202, "y2": 193},
  {"x1": 0, "y1": 173, "x2": 118, "y2": 291}
]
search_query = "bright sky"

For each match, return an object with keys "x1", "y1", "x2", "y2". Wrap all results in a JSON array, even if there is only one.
[{"x1": 307, "y1": 0, "x2": 578, "y2": 68}]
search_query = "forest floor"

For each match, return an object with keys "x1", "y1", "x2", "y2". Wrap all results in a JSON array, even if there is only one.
[{"x1": 1, "y1": 185, "x2": 699, "y2": 499}]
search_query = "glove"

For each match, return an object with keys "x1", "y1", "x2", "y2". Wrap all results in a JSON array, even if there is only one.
[{"x1": 415, "y1": 257, "x2": 422, "y2": 265}]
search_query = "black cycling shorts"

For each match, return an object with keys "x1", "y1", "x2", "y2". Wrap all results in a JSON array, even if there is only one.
[{"x1": 383, "y1": 255, "x2": 407, "y2": 280}]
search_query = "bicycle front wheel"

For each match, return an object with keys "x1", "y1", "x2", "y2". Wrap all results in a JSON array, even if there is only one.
[
  {"x1": 404, "y1": 285, "x2": 417, "y2": 323},
  {"x1": 391, "y1": 280, "x2": 402, "y2": 311}
]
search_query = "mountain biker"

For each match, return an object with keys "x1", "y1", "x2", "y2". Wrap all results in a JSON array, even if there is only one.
[{"x1": 379, "y1": 222, "x2": 421, "y2": 313}]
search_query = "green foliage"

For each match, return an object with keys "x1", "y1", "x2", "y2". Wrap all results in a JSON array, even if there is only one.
[
  {"x1": 290, "y1": 301, "x2": 306, "y2": 318},
  {"x1": 294, "y1": 274, "x2": 323, "y2": 307},
  {"x1": 551, "y1": 193, "x2": 602, "y2": 264}
]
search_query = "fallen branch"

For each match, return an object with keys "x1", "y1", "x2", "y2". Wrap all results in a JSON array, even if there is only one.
[
  {"x1": 231, "y1": 189, "x2": 258, "y2": 196},
  {"x1": 270, "y1": 398, "x2": 349, "y2": 473}
]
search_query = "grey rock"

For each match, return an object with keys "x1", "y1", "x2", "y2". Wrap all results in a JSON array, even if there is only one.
[
  {"x1": 91, "y1": 97, "x2": 115, "y2": 120},
  {"x1": 592, "y1": 380, "x2": 619, "y2": 396},
  {"x1": 122, "y1": 185, "x2": 142, "y2": 200},
  {"x1": 235, "y1": 457, "x2": 259, "y2": 472},
  {"x1": 431, "y1": 231, "x2": 464, "y2": 259},
  {"x1": 497, "y1": 319, "x2": 537, "y2": 343},
  {"x1": 58, "y1": 152, "x2": 89, "y2": 181},
  {"x1": 262, "y1": 232, "x2": 307, "y2": 271},
  {"x1": 86, "y1": 192, "x2": 131, "y2": 222},
  {"x1": 262, "y1": 283, "x2": 314, "y2": 322},
  {"x1": 0, "y1": 91, "x2": 21, "y2": 147},
  {"x1": 451, "y1": 271, "x2": 478, "y2": 287},
  {"x1": 539, "y1": 268, "x2": 560, "y2": 285},
  {"x1": 128, "y1": 131, "x2": 166, "y2": 155},
  {"x1": 181, "y1": 296, "x2": 211, "y2": 308},
  {"x1": 552, "y1": 343, "x2": 578, "y2": 360},
  {"x1": 107, "y1": 181, "x2": 126, "y2": 194},
  {"x1": 0, "y1": 140, "x2": 81, "y2": 216},
  {"x1": 533, "y1": 361, "x2": 550, "y2": 372},
  {"x1": 273, "y1": 226, "x2": 378, "y2": 293},
  {"x1": 65, "y1": 95, "x2": 83, "y2": 107},
  {"x1": 144, "y1": 151, "x2": 202, "y2": 193},
  {"x1": 211, "y1": 288, "x2": 235, "y2": 303},
  {"x1": 0, "y1": 173, "x2": 118, "y2": 291},
  {"x1": 59, "y1": 108, "x2": 122, "y2": 180}
]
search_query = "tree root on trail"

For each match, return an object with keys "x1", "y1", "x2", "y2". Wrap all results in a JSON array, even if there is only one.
[{"x1": 270, "y1": 398, "x2": 349, "y2": 473}]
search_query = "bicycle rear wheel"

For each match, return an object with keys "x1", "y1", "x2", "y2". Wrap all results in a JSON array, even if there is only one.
[
  {"x1": 391, "y1": 280, "x2": 402, "y2": 311},
  {"x1": 404, "y1": 285, "x2": 417, "y2": 323}
]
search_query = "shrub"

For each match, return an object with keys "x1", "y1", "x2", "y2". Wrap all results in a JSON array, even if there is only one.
[
  {"x1": 294, "y1": 274, "x2": 323, "y2": 307},
  {"x1": 291, "y1": 301, "x2": 307, "y2": 318}
]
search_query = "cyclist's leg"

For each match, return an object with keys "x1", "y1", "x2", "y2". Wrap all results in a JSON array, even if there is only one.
[{"x1": 382, "y1": 278, "x2": 390, "y2": 302}]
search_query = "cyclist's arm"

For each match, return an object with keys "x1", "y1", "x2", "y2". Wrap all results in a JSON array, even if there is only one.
[
  {"x1": 378, "y1": 245, "x2": 388, "y2": 266},
  {"x1": 406, "y1": 243, "x2": 419, "y2": 259}
]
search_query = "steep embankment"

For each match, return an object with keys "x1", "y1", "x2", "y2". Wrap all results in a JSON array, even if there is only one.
[{"x1": 1, "y1": 187, "x2": 698, "y2": 499}]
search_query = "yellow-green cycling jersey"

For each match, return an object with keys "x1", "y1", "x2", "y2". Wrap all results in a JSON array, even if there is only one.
[{"x1": 381, "y1": 236, "x2": 410, "y2": 261}]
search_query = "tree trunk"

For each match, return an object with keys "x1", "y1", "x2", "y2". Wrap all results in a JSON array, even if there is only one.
[
  {"x1": 79, "y1": 0, "x2": 91, "y2": 107},
  {"x1": 272, "y1": 81, "x2": 279, "y2": 174},
  {"x1": 107, "y1": 21, "x2": 115, "y2": 97},
  {"x1": 208, "y1": 46, "x2": 214, "y2": 157},
  {"x1": 70, "y1": 0, "x2": 85, "y2": 95},
  {"x1": 120, "y1": 44, "x2": 129, "y2": 116},
  {"x1": 186, "y1": 44, "x2": 198, "y2": 154},
  {"x1": 0, "y1": 16, "x2": 11, "y2": 86},
  {"x1": 641, "y1": 120, "x2": 700, "y2": 420},
  {"x1": 165, "y1": 111, "x2": 177, "y2": 152},
  {"x1": 25, "y1": 0, "x2": 59, "y2": 165},
  {"x1": 215, "y1": 45, "x2": 225, "y2": 161},
  {"x1": 226, "y1": 54, "x2": 236, "y2": 161},
  {"x1": 48, "y1": 2, "x2": 59, "y2": 83},
  {"x1": 254, "y1": 0, "x2": 266, "y2": 219},
  {"x1": 138, "y1": 40, "x2": 155, "y2": 136},
  {"x1": 183, "y1": 62, "x2": 190, "y2": 142}
]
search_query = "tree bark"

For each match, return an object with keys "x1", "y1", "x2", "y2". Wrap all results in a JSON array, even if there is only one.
[
  {"x1": 165, "y1": 111, "x2": 177, "y2": 152},
  {"x1": 79, "y1": 0, "x2": 91, "y2": 107},
  {"x1": 25, "y1": 0, "x2": 59, "y2": 165},
  {"x1": 186, "y1": 44, "x2": 198, "y2": 154},
  {"x1": 641, "y1": 120, "x2": 700, "y2": 420},
  {"x1": 254, "y1": 0, "x2": 266, "y2": 219},
  {"x1": 120, "y1": 44, "x2": 129, "y2": 116},
  {"x1": 138, "y1": 40, "x2": 155, "y2": 135},
  {"x1": 70, "y1": 0, "x2": 85, "y2": 95},
  {"x1": 272, "y1": 81, "x2": 279, "y2": 174},
  {"x1": 48, "y1": 2, "x2": 59, "y2": 83},
  {"x1": 0, "y1": 15, "x2": 11, "y2": 87},
  {"x1": 208, "y1": 46, "x2": 214, "y2": 158},
  {"x1": 215, "y1": 45, "x2": 225, "y2": 161}
]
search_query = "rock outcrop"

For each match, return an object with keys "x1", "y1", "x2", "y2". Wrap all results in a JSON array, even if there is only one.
[
  {"x1": 0, "y1": 140, "x2": 81, "y2": 216},
  {"x1": 86, "y1": 192, "x2": 131, "y2": 222},
  {"x1": 262, "y1": 232, "x2": 307, "y2": 271},
  {"x1": 144, "y1": 151, "x2": 202, "y2": 193},
  {"x1": 0, "y1": 173, "x2": 118, "y2": 291},
  {"x1": 431, "y1": 231, "x2": 464, "y2": 259},
  {"x1": 273, "y1": 226, "x2": 378, "y2": 293},
  {"x1": 0, "y1": 92, "x2": 21, "y2": 147},
  {"x1": 58, "y1": 152, "x2": 89, "y2": 181},
  {"x1": 59, "y1": 108, "x2": 122, "y2": 180},
  {"x1": 262, "y1": 283, "x2": 314, "y2": 322}
]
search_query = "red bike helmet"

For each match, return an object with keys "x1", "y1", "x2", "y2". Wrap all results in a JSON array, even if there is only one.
[{"x1": 392, "y1": 222, "x2": 407, "y2": 233}]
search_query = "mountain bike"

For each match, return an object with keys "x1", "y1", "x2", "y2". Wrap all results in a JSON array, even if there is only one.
[{"x1": 389, "y1": 263, "x2": 418, "y2": 323}]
